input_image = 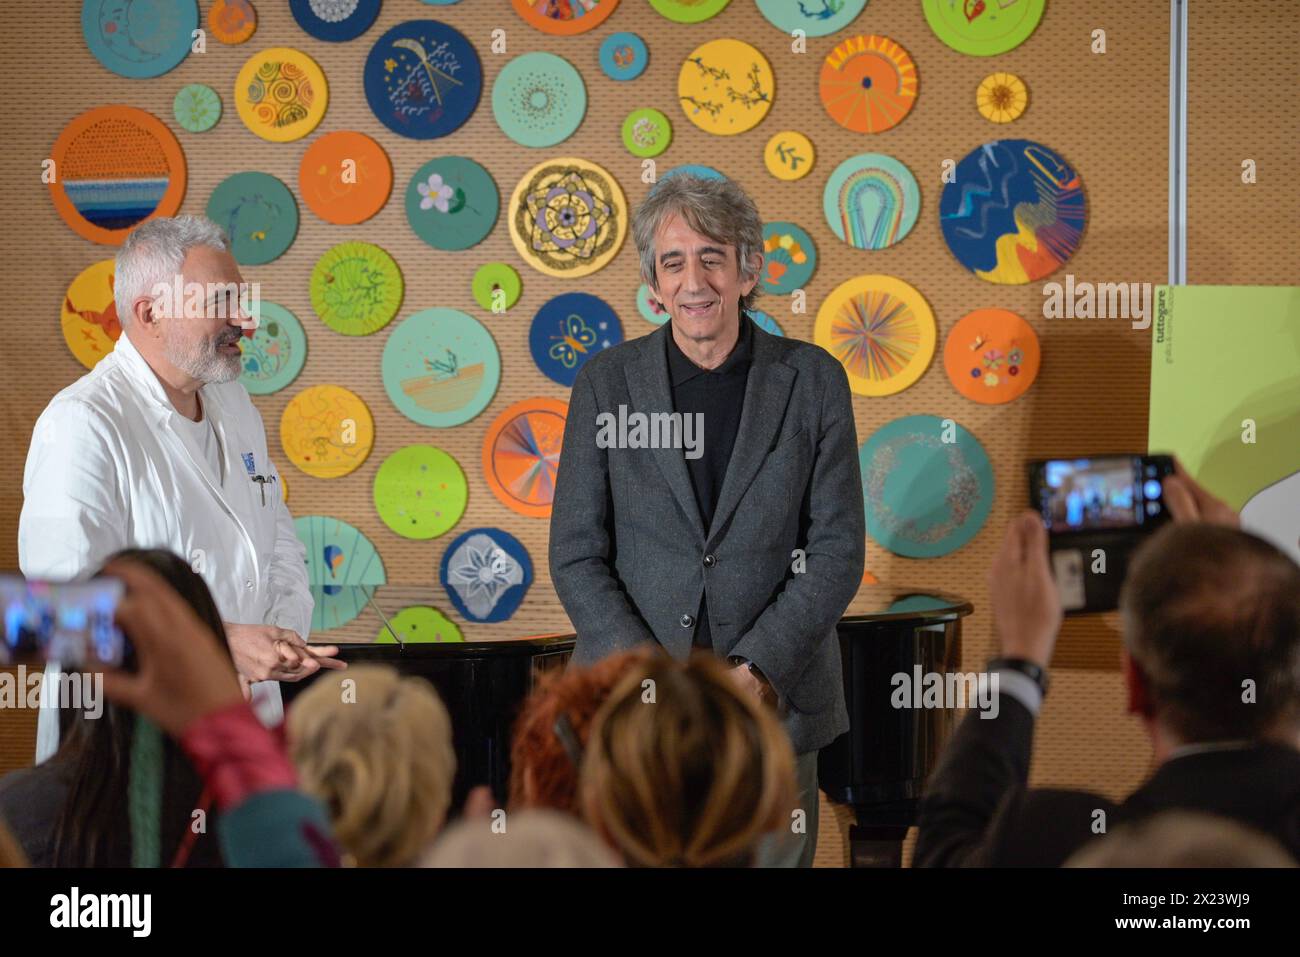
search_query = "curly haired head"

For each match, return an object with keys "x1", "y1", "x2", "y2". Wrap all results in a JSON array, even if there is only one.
[
  {"x1": 287, "y1": 665, "x2": 455, "y2": 867},
  {"x1": 509, "y1": 648, "x2": 653, "y2": 812},
  {"x1": 578, "y1": 653, "x2": 797, "y2": 867}
]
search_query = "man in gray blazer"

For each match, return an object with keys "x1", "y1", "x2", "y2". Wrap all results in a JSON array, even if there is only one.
[{"x1": 548, "y1": 174, "x2": 865, "y2": 866}]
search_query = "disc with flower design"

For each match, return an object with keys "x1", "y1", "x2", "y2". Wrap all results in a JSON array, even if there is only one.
[
  {"x1": 509, "y1": 157, "x2": 627, "y2": 278},
  {"x1": 943, "y1": 307, "x2": 1040, "y2": 404},
  {"x1": 482, "y1": 398, "x2": 568, "y2": 518},
  {"x1": 977, "y1": 72, "x2": 1028, "y2": 123},
  {"x1": 405, "y1": 157, "x2": 498, "y2": 250},
  {"x1": 819, "y1": 35, "x2": 917, "y2": 134},
  {"x1": 440, "y1": 528, "x2": 532, "y2": 623},
  {"x1": 815, "y1": 275, "x2": 936, "y2": 397}
]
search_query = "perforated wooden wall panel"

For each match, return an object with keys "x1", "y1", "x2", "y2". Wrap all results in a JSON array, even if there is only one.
[{"x1": 2, "y1": 2, "x2": 1292, "y2": 835}]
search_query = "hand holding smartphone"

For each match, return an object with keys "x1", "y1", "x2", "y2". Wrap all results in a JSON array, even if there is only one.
[{"x1": 0, "y1": 575, "x2": 127, "y2": 667}]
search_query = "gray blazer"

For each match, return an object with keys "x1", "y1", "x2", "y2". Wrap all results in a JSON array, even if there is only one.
[{"x1": 548, "y1": 321, "x2": 865, "y2": 754}]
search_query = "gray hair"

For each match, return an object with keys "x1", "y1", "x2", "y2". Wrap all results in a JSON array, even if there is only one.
[
  {"x1": 114, "y1": 215, "x2": 229, "y2": 325},
  {"x1": 631, "y1": 174, "x2": 764, "y2": 314}
]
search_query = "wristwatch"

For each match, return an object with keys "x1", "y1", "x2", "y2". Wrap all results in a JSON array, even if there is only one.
[{"x1": 987, "y1": 657, "x2": 1050, "y2": 696}]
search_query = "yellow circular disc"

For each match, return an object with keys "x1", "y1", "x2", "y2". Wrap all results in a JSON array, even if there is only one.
[
  {"x1": 977, "y1": 72, "x2": 1028, "y2": 124},
  {"x1": 678, "y1": 38, "x2": 774, "y2": 136},
  {"x1": 280, "y1": 384, "x2": 374, "y2": 479},
  {"x1": 764, "y1": 131, "x2": 814, "y2": 181},
  {"x1": 815, "y1": 275, "x2": 936, "y2": 397},
  {"x1": 235, "y1": 47, "x2": 328, "y2": 143},
  {"x1": 61, "y1": 259, "x2": 121, "y2": 369},
  {"x1": 508, "y1": 157, "x2": 627, "y2": 279}
]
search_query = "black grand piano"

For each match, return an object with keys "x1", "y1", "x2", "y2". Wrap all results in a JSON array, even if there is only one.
[{"x1": 284, "y1": 585, "x2": 971, "y2": 868}]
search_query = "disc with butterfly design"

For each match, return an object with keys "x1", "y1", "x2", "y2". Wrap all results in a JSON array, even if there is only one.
[{"x1": 529, "y1": 292, "x2": 623, "y2": 388}]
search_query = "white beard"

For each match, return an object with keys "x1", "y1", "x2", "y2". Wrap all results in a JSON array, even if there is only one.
[{"x1": 165, "y1": 333, "x2": 242, "y2": 384}]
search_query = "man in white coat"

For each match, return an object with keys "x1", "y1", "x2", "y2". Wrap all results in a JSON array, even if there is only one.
[{"x1": 19, "y1": 215, "x2": 341, "y2": 761}]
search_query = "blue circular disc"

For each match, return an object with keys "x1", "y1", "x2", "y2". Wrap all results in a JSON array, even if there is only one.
[
  {"x1": 939, "y1": 139, "x2": 1086, "y2": 284},
  {"x1": 600, "y1": 32, "x2": 648, "y2": 81},
  {"x1": 206, "y1": 171, "x2": 299, "y2": 265},
  {"x1": 760, "y1": 221, "x2": 817, "y2": 296},
  {"x1": 289, "y1": 0, "x2": 380, "y2": 42},
  {"x1": 530, "y1": 293, "x2": 623, "y2": 388},
  {"x1": 365, "y1": 20, "x2": 483, "y2": 140},
  {"x1": 440, "y1": 527, "x2": 532, "y2": 623},
  {"x1": 83, "y1": 0, "x2": 197, "y2": 79}
]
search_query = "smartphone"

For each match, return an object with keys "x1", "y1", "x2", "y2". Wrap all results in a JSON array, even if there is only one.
[
  {"x1": 1028, "y1": 454, "x2": 1176, "y2": 536},
  {"x1": 0, "y1": 575, "x2": 127, "y2": 667}
]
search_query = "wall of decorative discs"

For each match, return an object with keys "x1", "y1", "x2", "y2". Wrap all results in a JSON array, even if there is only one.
[{"x1": 5, "y1": 1, "x2": 1297, "y2": 802}]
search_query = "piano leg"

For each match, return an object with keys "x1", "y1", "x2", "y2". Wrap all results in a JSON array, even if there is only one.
[{"x1": 849, "y1": 824, "x2": 909, "y2": 868}]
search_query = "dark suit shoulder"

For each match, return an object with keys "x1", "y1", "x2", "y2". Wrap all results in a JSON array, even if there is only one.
[{"x1": 986, "y1": 787, "x2": 1119, "y2": 866}]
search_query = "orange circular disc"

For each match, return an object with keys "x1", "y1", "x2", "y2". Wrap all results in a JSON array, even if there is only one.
[
  {"x1": 819, "y1": 35, "x2": 918, "y2": 134},
  {"x1": 482, "y1": 397, "x2": 568, "y2": 518},
  {"x1": 511, "y1": 0, "x2": 619, "y2": 36},
  {"x1": 209, "y1": 0, "x2": 257, "y2": 44},
  {"x1": 298, "y1": 131, "x2": 393, "y2": 226},
  {"x1": 943, "y1": 308, "x2": 1040, "y2": 404},
  {"x1": 49, "y1": 106, "x2": 187, "y2": 246}
]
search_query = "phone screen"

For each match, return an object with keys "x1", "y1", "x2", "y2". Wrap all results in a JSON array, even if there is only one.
[
  {"x1": 0, "y1": 575, "x2": 126, "y2": 667},
  {"x1": 1032, "y1": 455, "x2": 1174, "y2": 534}
]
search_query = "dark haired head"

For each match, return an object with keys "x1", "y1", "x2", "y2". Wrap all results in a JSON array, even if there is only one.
[{"x1": 1120, "y1": 523, "x2": 1300, "y2": 742}]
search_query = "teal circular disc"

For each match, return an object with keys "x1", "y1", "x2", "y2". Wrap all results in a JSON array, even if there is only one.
[
  {"x1": 294, "y1": 514, "x2": 386, "y2": 631},
  {"x1": 756, "y1": 0, "x2": 867, "y2": 37},
  {"x1": 239, "y1": 301, "x2": 307, "y2": 395},
  {"x1": 83, "y1": 0, "x2": 197, "y2": 79},
  {"x1": 492, "y1": 51, "x2": 586, "y2": 148},
  {"x1": 206, "y1": 171, "x2": 298, "y2": 265},
  {"x1": 636, "y1": 284, "x2": 669, "y2": 325},
  {"x1": 173, "y1": 83, "x2": 221, "y2": 132},
  {"x1": 472, "y1": 262, "x2": 521, "y2": 312},
  {"x1": 761, "y1": 221, "x2": 817, "y2": 295},
  {"x1": 622, "y1": 108, "x2": 672, "y2": 158},
  {"x1": 406, "y1": 156, "x2": 499, "y2": 251},
  {"x1": 382, "y1": 308, "x2": 501, "y2": 427},
  {"x1": 599, "y1": 32, "x2": 648, "y2": 81},
  {"x1": 822, "y1": 153, "x2": 920, "y2": 251},
  {"x1": 859, "y1": 415, "x2": 994, "y2": 558}
]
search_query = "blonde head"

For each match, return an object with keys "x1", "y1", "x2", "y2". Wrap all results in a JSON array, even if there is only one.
[
  {"x1": 287, "y1": 664, "x2": 455, "y2": 867},
  {"x1": 579, "y1": 653, "x2": 797, "y2": 867}
]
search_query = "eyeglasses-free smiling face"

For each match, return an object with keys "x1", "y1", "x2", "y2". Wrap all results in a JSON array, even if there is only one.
[{"x1": 650, "y1": 214, "x2": 759, "y2": 347}]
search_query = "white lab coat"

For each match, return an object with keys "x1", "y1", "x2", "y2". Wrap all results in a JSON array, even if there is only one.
[{"x1": 18, "y1": 332, "x2": 313, "y2": 761}]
